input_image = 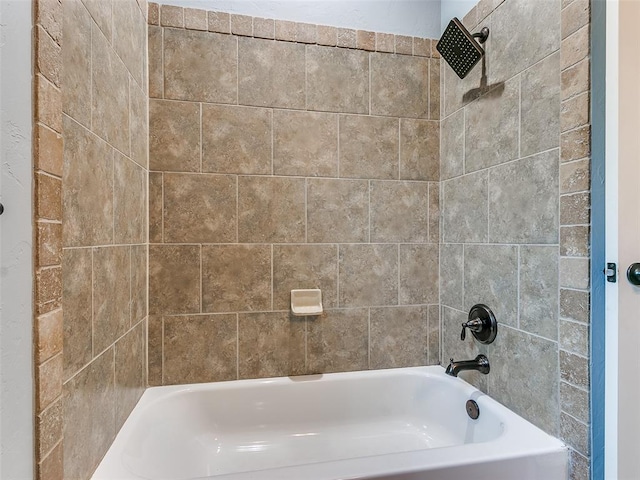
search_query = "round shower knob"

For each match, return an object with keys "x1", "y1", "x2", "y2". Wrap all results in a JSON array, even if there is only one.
[{"x1": 627, "y1": 263, "x2": 640, "y2": 286}]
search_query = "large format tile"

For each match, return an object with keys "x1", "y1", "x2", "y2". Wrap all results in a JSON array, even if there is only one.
[
  {"x1": 238, "y1": 37, "x2": 305, "y2": 109},
  {"x1": 440, "y1": 243, "x2": 464, "y2": 310},
  {"x1": 202, "y1": 105, "x2": 272, "y2": 175},
  {"x1": 130, "y1": 80, "x2": 148, "y2": 169},
  {"x1": 371, "y1": 53, "x2": 429, "y2": 118},
  {"x1": 489, "y1": 149, "x2": 559, "y2": 244},
  {"x1": 306, "y1": 46, "x2": 369, "y2": 114},
  {"x1": 238, "y1": 312, "x2": 306, "y2": 378},
  {"x1": 339, "y1": 244, "x2": 398, "y2": 307},
  {"x1": 400, "y1": 119, "x2": 439, "y2": 181},
  {"x1": 520, "y1": 246, "x2": 559, "y2": 340},
  {"x1": 114, "y1": 321, "x2": 145, "y2": 429},
  {"x1": 307, "y1": 309, "x2": 369, "y2": 373},
  {"x1": 148, "y1": 26, "x2": 163, "y2": 98},
  {"x1": 202, "y1": 245, "x2": 271, "y2": 313},
  {"x1": 149, "y1": 99, "x2": 200, "y2": 172},
  {"x1": 273, "y1": 110, "x2": 338, "y2": 177},
  {"x1": 370, "y1": 306, "x2": 428, "y2": 368},
  {"x1": 164, "y1": 29, "x2": 237, "y2": 103},
  {"x1": 149, "y1": 245, "x2": 200, "y2": 315},
  {"x1": 62, "y1": 0, "x2": 91, "y2": 126},
  {"x1": 163, "y1": 173, "x2": 237, "y2": 243},
  {"x1": 307, "y1": 178, "x2": 369, "y2": 243},
  {"x1": 440, "y1": 110, "x2": 465, "y2": 180},
  {"x1": 370, "y1": 181, "x2": 429, "y2": 243},
  {"x1": 399, "y1": 244, "x2": 439, "y2": 305},
  {"x1": 273, "y1": 245, "x2": 338, "y2": 311},
  {"x1": 442, "y1": 171, "x2": 488, "y2": 243},
  {"x1": 164, "y1": 315, "x2": 237, "y2": 384},
  {"x1": 113, "y1": 0, "x2": 145, "y2": 87},
  {"x1": 114, "y1": 152, "x2": 147, "y2": 244},
  {"x1": 131, "y1": 245, "x2": 147, "y2": 324}
]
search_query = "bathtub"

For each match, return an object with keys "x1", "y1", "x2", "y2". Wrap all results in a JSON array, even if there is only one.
[{"x1": 92, "y1": 366, "x2": 568, "y2": 480}]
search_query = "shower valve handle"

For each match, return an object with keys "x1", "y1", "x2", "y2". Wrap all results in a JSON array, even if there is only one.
[{"x1": 460, "y1": 319, "x2": 483, "y2": 341}]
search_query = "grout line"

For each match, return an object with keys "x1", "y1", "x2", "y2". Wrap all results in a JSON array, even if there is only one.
[
  {"x1": 397, "y1": 244, "x2": 401, "y2": 305},
  {"x1": 271, "y1": 110, "x2": 275, "y2": 175},
  {"x1": 367, "y1": 308, "x2": 371, "y2": 369},
  {"x1": 91, "y1": 249, "x2": 95, "y2": 358},
  {"x1": 129, "y1": 246, "x2": 133, "y2": 328},
  {"x1": 518, "y1": 73, "x2": 522, "y2": 159},
  {"x1": 199, "y1": 244, "x2": 203, "y2": 313},
  {"x1": 161, "y1": 316, "x2": 165, "y2": 385},
  {"x1": 368, "y1": 53, "x2": 372, "y2": 115},
  {"x1": 336, "y1": 245, "x2": 341, "y2": 307},
  {"x1": 236, "y1": 314, "x2": 239, "y2": 379},
  {"x1": 516, "y1": 245, "x2": 521, "y2": 329},
  {"x1": 270, "y1": 244, "x2": 274, "y2": 311},
  {"x1": 161, "y1": 173, "x2": 165, "y2": 242},
  {"x1": 236, "y1": 176, "x2": 239, "y2": 241},
  {"x1": 236, "y1": 36, "x2": 239, "y2": 105},
  {"x1": 336, "y1": 115, "x2": 340, "y2": 177},
  {"x1": 304, "y1": 178, "x2": 308, "y2": 243},
  {"x1": 199, "y1": 103, "x2": 203, "y2": 172}
]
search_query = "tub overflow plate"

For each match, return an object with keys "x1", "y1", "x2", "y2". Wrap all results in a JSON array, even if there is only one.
[{"x1": 466, "y1": 399, "x2": 480, "y2": 420}]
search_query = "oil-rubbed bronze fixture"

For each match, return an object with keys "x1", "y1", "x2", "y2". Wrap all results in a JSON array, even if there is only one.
[
  {"x1": 436, "y1": 17, "x2": 489, "y2": 79},
  {"x1": 460, "y1": 304, "x2": 498, "y2": 344}
]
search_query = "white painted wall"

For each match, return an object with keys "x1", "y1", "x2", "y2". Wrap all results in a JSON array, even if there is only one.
[
  {"x1": 157, "y1": 0, "x2": 443, "y2": 38},
  {"x1": 0, "y1": 0, "x2": 34, "y2": 478}
]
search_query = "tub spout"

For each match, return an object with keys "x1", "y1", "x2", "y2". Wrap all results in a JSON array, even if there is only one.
[{"x1": 445, "y1": 354, "x2": 490, "y2": 377}]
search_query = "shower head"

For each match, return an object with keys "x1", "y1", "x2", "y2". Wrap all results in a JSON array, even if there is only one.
[{"x1": 436, "y1": 17, "x2": 489, "y2": 80}]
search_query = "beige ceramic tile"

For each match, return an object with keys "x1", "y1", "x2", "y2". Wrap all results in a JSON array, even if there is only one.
[
  {"x1": 254, "y1": 17, "x2": 275, "y2": 39},
  {"x1": 36, "y1": 74, "x2": 62, "y2": 133},
  {"x1": 185, "y1": 8, "x2": 207, "y2": 31},
  {"x1": 560, "y1": 159, "x2": 590, "y2": 194},
  {"x1": 202, "y1": 245, "x2": 271, "y2": 313},
  {"x1": 36, "y1": 266, "x2": 62, "y2": 310},
  {"x1": 149, "y1": 99, "x2": 200, "y2": 172},
  {"x1": 561, "y1": 58, "x2": 590, "y2": 100},
  {"x1": 561, "y1": 125, "x2": 590, "y2": 163},
  {"x1": 561, "y1": 25, "x2": 589, "y2": 70},
  {"x1": 82, "y1": 0, "x2": 112, "y2": 41},
  {"x1": 208, "y1": 11, "x2": 230, "y2": 34},
  {"x1": 370, "y1": 181, "x2": 429, "y2": 243},
  {"x1": 561, "y1": 192, "x2": 590, "y2": 225},
  {"x1": 160, "y1": 4, "x2": 183, "y2": 27},
  {"x1": 356, "y1": 30, "x2": 375, "y2": 51},
  {"x1": 395, "y1": 35, "x2": 413, "y2": 55},
  {"x1": 317, "y1": 25, "x2": 337, "y2": 46},
  {"x1": 36, "y1": 0, "x2": 63, "y2": 44},
  {"x1": 148, "y1": 26, "x2": 163, "y2": 98},
  {"x1": 413, "y1": 37, "x2": 431, "y2": 57},
  {"x1": 429, "y1": 58, "x2": 440, "y2": 120},
  {"x1": 37, "y1": 354, "x2": 63, "y2": 413},
  {"x1": 561, "y1": 226, "x2": 590, "y2": 257},
  {"x1": 62, "y1": 0, "x2": 91, "y2": 127},
  {"x1": 37, "y1": 398, "x2": 63, "y2": 461},
  {"x1": 400, "y1": 119, "x2": 439, "y2": 180},
  {"x1": 36, "y1": 221, "x2": 62, "y2": 268},
  {"x1": 131, "y1": 245, "x2": 148, "y2": 324},
  {"x1": 428, "y1": 183, "x2": 440, "y2": 243},
  {"x1": 370, "y1": 306, "x2": 428, "y2": 368},
  {"x1": 149, "y1": 245, "x2": 201, "y2": 315},
  {"x1": 114, "y1": 153, "x2": 147, "y2": 244},
  {"x1": 561, "y1": 92, "x2": 590, "y2": 132},
  {"x1": 375, "y1": 32, "x2": 394, "y2": 53},
  {"x1": 36, "y1": 308, "x2": 63, "y2": 364},
  {"x1": 147, "y1": 316, "x2": 163, "y2": 386},
  {"x1": 114, "y1": 322, "x2": 146, "y2": 429},
  {"x1": 35, "y1": 124, "x2": 63, "y2": 177},
  {"x1": 113, "y1": 0, "x2": 145, "y2": 87},
  {"x1": 36, "y1": 173, "x2": 62, "y2": 222},
  {"x1": 399, "y1": 244, "x2": 439, "y2": 305},
  {"x1": 148, "y1": 3, "x2": 159, "y2": 25},
  {"x1": 336, "y1": 28, "x2": 356, "y2": 48},
  {"x1": 130, "y1": 80, "x2": 149, "y2": 168},
  {"x1": 149, "y1": 172, "x2": 163, "y2": 243},
  {"x1": 231, "y1": 14, "x2": 253, "y2": 36}
]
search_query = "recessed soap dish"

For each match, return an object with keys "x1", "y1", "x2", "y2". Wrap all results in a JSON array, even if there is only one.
[{"x1": 291, "y1": 289, "x2": 323, "y2": 316}]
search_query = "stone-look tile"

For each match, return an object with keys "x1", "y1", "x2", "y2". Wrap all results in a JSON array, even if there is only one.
[
  {"x1": 429, "y1": 59, "x2": 440, "y2": 120},
  {"x1": 36, "y1": 173, "x2": 62, "y2": 222},
  {"x1": 37, "y1": 222, "x2": 62, "y2": 267},
  {"x1": 489, "y1": 150, "x2": 559, "y2": 243},
  {"x1": 561, "y1": 413, "x2": 589, "y2": 456},
  {"x1": 208, "y1": 11, "x2": 230, "y2": 33},
  {"x1": 370, "y1": 181, "x2": 429, "y2": 243},
  {"x1": 561, "y1": 159, "x2": 590, "y2": 194},
  {"x1": 570, "y1": 451, "x2": 590, "y2": 480},
  {"x1": 131, "y1": 245, "x2": 147, "y2": 324},
  {"x1": 339, "y1": 244, "x2": 398, "y2": 307},
  {"x1": 561, "y1": 25, "x2": 589, "y2": 70},
  {"x1": 239, "y1": 312, "x2": 306, "y2": 379},
  {"x1": 273, "y1": 245, "x2": 338, "y2": 310},
  {"x1": 201, "y1": 245, "x2": 270, "y2": 313},
  {"x1": 464, "y1": 245, "x2": 518, "y2": 326},
  {"x1": 440, "y1": 110, "x2": 464, "y2": 180},
  {"x1": 113, "y1": 0, "x2": 145, "y2": 87},
  {"x1": 442, "y1": 47, "x2": 487, "y2": 118},
  {"x1": 37, "y1": 267, "x2": 62, "y2": 310},
  {"x1": 35, "y1": 124, "x2": 63, "y2": 177},
  {"x1": 413, "y1": 37, "x2": 430, "y2": 57},
  {"x1": 164, "y1": 29, "x2": 237, "y2": 104},
  {"x1": 430, "y1": 39, "x2": 440, "y2": 59},
  {"x1": 39, "y1": 440, "x2": 63, "y2": 480},
  {"x1": 306, "y1": 46, "x2": 369, "y2": 114},
  {"x1": 274, "y1": 20, "x2": 297, "y2": 42},
  {"x1": 560, "y1": 350, "x2": 589, "y2": 388},
  {"x1": 164, "y1": 315, "x2": 237, "y2": 384},
  {"x1": 91, "y1": 24, "x2": 130, "y2": 154},
  {"x1": 62, "y1": 248, "x2": 92, "y2": 380},
  {"x1": 560, "y1": 257, "x2": 590, "y2": 290},
  {"x1": 462, "y1": 5, "x2": 478, "y2": 28},
  {"x1": 274, "y1": 110, "x2": 338, "y2": 177},
  {"x1": 254, "y1": 17, "x2": 275, "y2": 39},
  {"x1": 561, "y1": 226, "x2": 590, "y2": 257},
  {"x1": 487, "y1": 326, "x2": 559, "y2": 434},
  {"x1": 238, "y1": 37, "x2": 305, "y2": 109},
  {"x1": 37, "y1": 353, "x2": 63, "y2": 412},
  {"x1": 560, "y1": 320, "x2": 589, "y2": 357},
  {"x1": 147, "y1": 316, "x2": 162, "y2": 386},
  {"x1": 395, "y1": 35, "x2": 413, "y2": 55},
  {"x1": 561, "y1": 382, "x2": 589, "y2": 424},
  {"x1": 428, "y1": 183, "x2": 440, "y2": 243},
  {"x1": 130, "y1": 80, "x2": 149, "y2": 168},
  {"x1": 37, "y1": 308, "x2": 63, "y2": 364},
  {"x1": 231, "y1": 14, "x2": 253, "y2": 36},
  {"x1": 149, "y1": 245, "x2": 200, "y2": 315},
  {"x1": 36, "y1": 0, "x2": 63, "y2": 44},
  {"x1": 163, "y1": 173, "x2": 237, "y2": 243},
  {"x1": 561, "y1": 289, "x2": 590, "y2": 323},
  {"x1": 295, "y1": 22, "x2": 317, "y2": 44},
  {"x1": 337, "y1": 28, "x2": 356, "y2": 48},
  {"x1": 400, "y1": 119, "x2": 439, "y2": 180},
  {"x1": 371, "y1": 54, "x2": 429, "y2": 118},
  {"x1": 357, "y1": 30, "x2": 375, "y2": 51},
  {"x1": 317, "y1": 25, "x2": 337, "y2": 46},
  {"x1": 399, "y1": 244, "x2": 439, "y2": 305},
  {"x1": 149, "y1": 172, "x2": 163, "y2": 243},
  {"x1": 521, "y1": 53, "x2": 561, "y2": 157},
  {"x1": 427, "y1": 305, "x2": 440, "y2": 365},
  {"x1": 488, "y1": 0, "x2": 560, "y2": 82},
  {"x1": 36, "y1": 75, "x2": 62, "y2": 133},
  {"x1": 114, "y1": 153, "x2": 147, "y2": 244},
  {"x1": 307, "y1": 309, "x2": 369, "y2": 374},
  {"x1": 184, "y1": 8, "x2": 207, "y2": 31},
  {"x1": 520, "y1": 246, "x2": 559, "y2": 340},
  {"x1": 62, "y1": 117, "x2": 113, "y2": 247},
  {"x1": 307, "y1": 179, "x2": 369, "y2": 243},
  {"x1": 37, "y1": 398, "x2": 63, "y2": 460},
  {"x1": 376, "y1": 32, "x2": 394, "y2": 53},
  {"x1": 442, "y1": 171, "x2": 488, "y2": 243},
  {"x1": 561, "y1": 92, "x2": 590, "y2": 132},
  {"x1": 93, "y1": 247, "x2": 130, "y2": 354},
  {"x1": 561, "y1": 125, "x2": 591, "y2": 163},
  {"x1": 62, "y1": 0, "x2": 91, "y2": 127},
  {"x1": 202, "y1": 104, "x2": 271, "y2": 175},
  {"x1": 149, "y1": 99, "x2": 200, "y2": 172},
  {"x1": 63, "y1": 350, "x2": 115, "y2": 480},
  {"x1": 160, "y1": 4, "x2": 183, "y2": 27},
  {"x1": 238, "y1": 176, "x2": 305, "y2": 243},
  {"x1": 560, "y1": 192, "x2": 591, "y2": 225},
  {"x1": 148, "y1": 26, "x2": 163, "y2": 99},
  {"x1": 440, "y1": 244, "x2": 463, "y2": 310},
  {"x1": 82, "y1": 0, "x2": 112, "y2": 40},
  {"x1": 148, "y1": 3, "x2": 159, "y2": 25},
  {"x1": 370, "y1": 306, "x2": 428, "y2": 368},
  {"x1": 339, "y1": 115, "x2": 399, "y2": 179},
  {"x1": 562, "y1": 59, "x2": 590, "y2": 101},
  {"x1": 115, "y1": 322, "x2": 145, "y2": 429},
  {"x1": 465, "y1": 79, "x2": 520, "y2": 172}
]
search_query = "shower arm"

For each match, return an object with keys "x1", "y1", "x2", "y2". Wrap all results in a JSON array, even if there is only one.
[{"x1": 472, "y1": 27, "x2": 490, "y2": 44}]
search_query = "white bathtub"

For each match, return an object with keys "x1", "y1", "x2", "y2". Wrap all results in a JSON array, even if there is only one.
[{"x1": 93, "y1": 366, "x2": 568, "y2": 480}]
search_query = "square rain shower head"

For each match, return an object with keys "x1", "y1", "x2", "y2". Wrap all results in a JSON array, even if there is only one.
[{"x1": 436, "y1": 17, "x2": 485, "y2": 80}]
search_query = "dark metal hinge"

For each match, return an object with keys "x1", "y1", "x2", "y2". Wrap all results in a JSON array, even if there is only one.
[{"x1": 605, "y1": 263, "x2": 617, "y2": 283}]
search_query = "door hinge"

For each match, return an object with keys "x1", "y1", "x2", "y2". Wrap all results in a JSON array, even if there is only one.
[{"x1": 605, "y1": 262, "x2": 617, "y2": 283}]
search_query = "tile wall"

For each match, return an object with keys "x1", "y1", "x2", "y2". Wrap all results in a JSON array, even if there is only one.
[
  {"x1": 146, "y1": 3, "x2": 441, "y2": 385},
  {"x1": 439, "y1": 0, "x2": 591, "y2": 478}
]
